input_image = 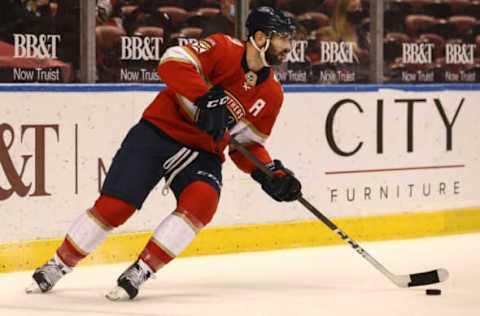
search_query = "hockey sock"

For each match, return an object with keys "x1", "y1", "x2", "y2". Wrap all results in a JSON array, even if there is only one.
[
  {"x1": 139, "y1": 210, "x2": 199, "y2": 271},
  {"x1": 56, "y1": 195, "x2": 136, "y2": 267},
  {"x1": 139, "y1": 181, "x2": 219, "y2": 272}
]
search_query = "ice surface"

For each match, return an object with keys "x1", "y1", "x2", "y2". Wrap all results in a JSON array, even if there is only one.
[{"x1": 1, "y1": 233, "x2": 479, "y2": 316}]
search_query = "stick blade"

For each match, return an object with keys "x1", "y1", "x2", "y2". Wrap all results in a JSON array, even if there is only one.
[
  {"x1": 25, "y1": 282, "x2": 42, "y2": 294},
  {"x1": 436, "y1": 268, "x2": 449, "y2": 282},
  {"x1": 105, "y1": 286, "x2": 130, "y2": 301},
  {"x1": 407, "y1": 268, "x2": 449, "y2": 287}
]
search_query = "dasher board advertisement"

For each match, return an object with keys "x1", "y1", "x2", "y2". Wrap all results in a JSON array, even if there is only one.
[{"x1": 0, "y1": 85, "x2": 479, "y2": 243}]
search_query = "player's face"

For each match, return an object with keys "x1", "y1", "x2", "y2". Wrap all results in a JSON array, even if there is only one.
[{"x1": 266, "y1": 33, "x2": 293, "y2": 65}]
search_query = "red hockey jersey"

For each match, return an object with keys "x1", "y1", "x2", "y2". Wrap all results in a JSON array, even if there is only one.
[{"x1": 142, "y1": 34, "x2": 284, "y2": 173}]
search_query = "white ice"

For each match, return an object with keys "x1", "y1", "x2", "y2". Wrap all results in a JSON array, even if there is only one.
[{"x1": 1, "y1": 233, "x2": 479, "y2": 316}]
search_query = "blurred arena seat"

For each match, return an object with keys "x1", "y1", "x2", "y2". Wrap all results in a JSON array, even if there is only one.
[
  {"x1": 121, "y1": 5, "x2": 138, "y2": 17},
  {"x1": 96, "y1": 25, "x2": 125, "y2": 52},
  {"x1": 425, "y1": 18, "x2": 457, "y2": 38},
  {"x1": 386, "y1": 32, "x2": 411, "y2": 43},
  {"x1": 201, "y1": 0, "x2": 220, "y2": 8},
  {"x1": 462, "y1": 1, "x2": 480, "y2": 19},
  {"x1": 195, "y1": 7, "x2": 220, "y2": 18},
  {"x1": 158, "y1": 6, "x2": 188, "y2": 29},
  {"x1": 0, "y1": 40, "x2": 74, "y2": 82},
  {"x1": 405, "y1": 14, "x2": 437, "y2": 36},
  {"x1": 133, "y1": 26, "x2": 165, "y2": 38},
  {"x1": 446, "y1": 0, "x2": 471, "y2": 15},
  {"x1": 275, "y1": 0, "x2": 291, "y2": 11},
  {"x1": 384, "y1": 32, "x2": 411, "y2": 63},
  {"x1": 185, "y1": 7, "x2": 220, "y2": 28},
  {"x1": 173, "y1": 27, "x2": 203, "y2": 39},
  {"x1": 405, "y1": 0, "x2": 434, "y2": 13},
  {"x1": 419, "y1": 33, "x2": 446, "y2": 58},
  {"x1": 296, "y1": 12, "x2": 330, "y2": 33},
  {"x1": 448, "y1": 15, "x2": 477, "y2": 34},
  {"x1": 389, "y1": 0, "x2": 414, "y2": 15},
  {"x1": 421, "y1": 1, "x2": 451, "y2": 19}
]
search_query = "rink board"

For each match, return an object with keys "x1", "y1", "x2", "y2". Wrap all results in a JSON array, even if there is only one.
[
  {"x1": 0, "y1": 84, "x2": 479, "y2": 273},
  {"x1": 1, "y1": 207, "x2": 479, "y2": 273}
]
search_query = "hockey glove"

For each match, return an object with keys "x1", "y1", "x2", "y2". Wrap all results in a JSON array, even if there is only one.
[
  {"x1": 251, "y1": 160, "x2": 302, "y2": 202},
  {"x1": 194, "y1": 87, "x2": 230, "y2": 142}
]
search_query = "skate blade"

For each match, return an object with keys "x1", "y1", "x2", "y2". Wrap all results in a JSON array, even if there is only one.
[
  {"x1": 105, "y1": 286, "x2": 130, "y2": 301},
  {"x1": 25, "y1": 282, "x2": 42, "y2": 294}
]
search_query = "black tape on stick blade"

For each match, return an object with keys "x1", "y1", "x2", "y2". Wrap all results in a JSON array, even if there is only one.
[{"x1": 408, "y1": 270, "x2": 440, "y2": 286}]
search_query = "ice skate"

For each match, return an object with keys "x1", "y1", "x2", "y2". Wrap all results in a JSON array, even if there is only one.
[
  {"x1": 105, "y1": 259, "x2": 155, "y2": 301},
  {"x1": 25, "y1": 254, "x2": 72, "y2": 294}
]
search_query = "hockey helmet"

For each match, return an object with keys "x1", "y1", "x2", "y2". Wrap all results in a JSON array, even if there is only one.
[{"x1": 246, "y1": 6, "x2": 296, "y2": 39}]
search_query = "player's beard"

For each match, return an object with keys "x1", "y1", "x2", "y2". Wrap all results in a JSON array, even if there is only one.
[{"x1": 265, "y1": 45, "x2": 289, "y2": 66}]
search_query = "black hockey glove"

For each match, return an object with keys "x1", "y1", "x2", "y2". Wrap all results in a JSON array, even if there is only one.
[
  {"x1": 194, "y1": 87, "x2": 230, "y2": 142},
  {"x1": 251, "y1": 160, "x2": 302, "y2": 202}
]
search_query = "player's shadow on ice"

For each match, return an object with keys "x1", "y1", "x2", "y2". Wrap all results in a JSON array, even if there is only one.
[{"x1": 32, "y1": 279, "x2": 390, "y2": 305}]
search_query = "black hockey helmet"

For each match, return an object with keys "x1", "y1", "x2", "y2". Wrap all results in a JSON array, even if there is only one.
[{"x1": 246, "y1": 6, "x2": 296, "y2": 39}]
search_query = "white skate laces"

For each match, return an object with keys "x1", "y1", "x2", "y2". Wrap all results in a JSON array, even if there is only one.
[
  {"x1": 25, "y1": 253, "x2": 72, "y2": 294},
  {"x1": 105, "y1": 259, "x2": 155, "y2": 301}
]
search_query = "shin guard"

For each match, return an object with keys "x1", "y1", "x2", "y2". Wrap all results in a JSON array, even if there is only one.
[
  {"x1": 57, "y1": 195, "x2": 136, "y2": 267},
  {"x1": 140, "y1": 181, "x2": 219, "y2": 272}
]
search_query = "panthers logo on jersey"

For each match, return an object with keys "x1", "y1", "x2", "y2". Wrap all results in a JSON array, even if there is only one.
[{"x1": 190, "y1": 39, "x2": 216, "y2": 54}]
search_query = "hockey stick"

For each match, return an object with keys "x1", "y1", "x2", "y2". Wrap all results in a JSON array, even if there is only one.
[{"x1": 229, "y1": 137, "x2": 449, "y2": 288}]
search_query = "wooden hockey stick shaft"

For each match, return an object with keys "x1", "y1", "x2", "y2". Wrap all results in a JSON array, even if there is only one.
[{"x1": 229, "y1": 137, "x2": 448, "y2": 288}]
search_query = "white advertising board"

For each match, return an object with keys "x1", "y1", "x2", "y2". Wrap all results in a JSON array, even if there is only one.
[{"x1": 0, "y1": 86, "x2": 479, "y2": 242}]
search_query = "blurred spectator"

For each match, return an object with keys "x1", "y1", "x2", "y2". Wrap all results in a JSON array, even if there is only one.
[
  {"x1": 313, "y1": 0, "x2": 370, "y2": 83},
  {"x1": 96, "y1": 0, "x2": 125, "y2": 30},
  {"x1": 316, "y1": 0, "x2": 369, "y2": 55},
  {"x1": 200, "y1": 0, "x2": 237, "y2": 37},
  {"x1": 251, "y1": 0, "x2": 322, "y2": 15},
  {"x1": 0, "y1": 0, "x2": 55, "y2": 42},
  {"x1": 54, "y1": 0, "x2": 80, "y2": 79},
  {"x1": 123, "y1": 0, "x2": 172, "y2": 36},
  {"x1": 294, "y1": 22, "x2": 310, "y2": 41},
  {"x1": 96, "y1": 0, "x2": 175, "y2": 83}
]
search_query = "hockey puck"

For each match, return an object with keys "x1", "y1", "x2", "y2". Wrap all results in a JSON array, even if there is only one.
[{"x1": 425, "y1": 289, "x2": 441, "y2": 295}]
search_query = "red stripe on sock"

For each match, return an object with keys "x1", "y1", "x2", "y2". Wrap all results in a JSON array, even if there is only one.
[
  {"x1": 174, "y1": 207, "x2": 204, "y2": 231},
  {"x1": 56, "y1": 237, "x2": 86, "y2": 268},
  {"x1": 139, "y1": 240, "x2": 174, "y2": 272},
  {"x1": 88, "y1": 207, "x2": 114, "y2": 231}
]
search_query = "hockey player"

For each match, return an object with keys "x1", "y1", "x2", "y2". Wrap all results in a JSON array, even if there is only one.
[{"x1": 26, "y1": 6, "x2": 301, "y2": 300}]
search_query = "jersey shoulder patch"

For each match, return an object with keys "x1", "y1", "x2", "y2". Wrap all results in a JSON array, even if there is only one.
[{"x1": 190, "y1": 38, "x2": 216, "y2": 54}]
